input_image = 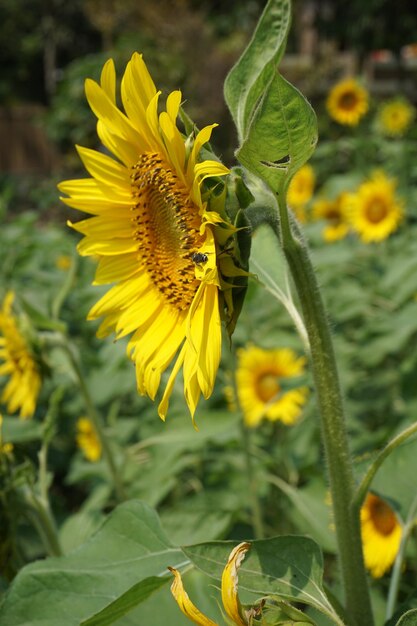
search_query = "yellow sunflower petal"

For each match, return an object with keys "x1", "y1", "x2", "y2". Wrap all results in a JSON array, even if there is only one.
[
  {"x1": 100, "y1": 58, "x2": 116, "y2": 104},
  {"x1": 169, "y1": 568, "x2": 218, "y2": 626},
  {"x1": 221, "y1": 542, "x2": 251, "y2": 626}
]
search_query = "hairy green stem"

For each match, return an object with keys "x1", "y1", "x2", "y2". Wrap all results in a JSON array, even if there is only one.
[
  {"x1": 272, "y1": 197, "x2": 374, "y2": 626},
  {"x1": 240, "y1": 420, "x2": 265, "y2": 539}
]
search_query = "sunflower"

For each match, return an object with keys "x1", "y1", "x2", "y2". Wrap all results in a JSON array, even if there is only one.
[
  {"x1": 344, "y1": 171, "x2": 403, "y2": 243},
  {"x1": 59, "y1": 53, "x2": 243, "y2": 422},
  {"x1": 0, "y1": 292, "x2": 41, "y2": 419},
  {"x1": 361, "y1": 493, "x2": 402, "y2": 578},
  {"x1": 312, "y1": 193, "x2": 350, "y2": 242},
  {"x1": 377, "y1": 98, "x2": 415, "y2": 137},
  {"x1": 169, "y1": 542, "x2": 252, "y2": 626},
  {"x1": 76, "y1": 417, "x2": 102, "y2": 462},
  {"x1": 326, "y1": 78, "x2": 369, "y2": 126},
  {"x1": 236, "y1": 345, "x2": 308, "y2": 428},
  {"x1": 287, "y1": 164, "x2": 315, "y2": 222}
]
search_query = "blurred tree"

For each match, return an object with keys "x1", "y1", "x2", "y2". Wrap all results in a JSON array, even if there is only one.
[{"x1": 0, "y1": 0, "x2": 100, "y2": 104}]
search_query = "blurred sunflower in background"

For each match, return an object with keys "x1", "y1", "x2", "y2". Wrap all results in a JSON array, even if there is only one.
[
  {"x1": 376, "y1": 98, "x2": 415, "y2": 137},
  {"x1": 0, "y1": 292, "x2": 41, "y2": 419},
  {"x1": 344, "y1": 171, "x2": 403, "y2": 242},
  {"x1": 76, "y1": 417, "x2": 102, "y2": 462},
  {"x1": 235, "y1": 346, "x2": 308, "y2": 428},
  {"x1": 59, "y1": 53, "x2": 245, "y2": 423},
  {"x1": 361, "y1": 493, "x2": 402, "y2": 578},
  {"x1": 287, "y1": 164, "x2": 315, "y2": 222},
  {"x1": 326, "y1": 78, "x2": 369, "y2": 126},
  {"x1": 312, "y1": 193, "x2": 350, "y2": 242}
]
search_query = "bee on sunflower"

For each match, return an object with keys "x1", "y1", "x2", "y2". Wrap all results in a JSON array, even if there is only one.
[{"x1": 59, "y1": 53, "x2": 248, "y2": 423}]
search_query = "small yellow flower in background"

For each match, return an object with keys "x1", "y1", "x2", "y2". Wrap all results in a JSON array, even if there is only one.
[
  {"x1": 344, "y1": 171, "x2": 403, "y2": 243},
  {"x1": 326, "y1": 78, "x2": 369, "y2": 126},
  {"x1": 312, "y1": 193, "x2": 350, "y2": 242},
  {"x1": 76, "y1": 417, "x2": 102, "y2": 462},
  {"x1": 169, "y1": 542, "x2": 252, "y2": 626},
  {"x1": 377, "y1": 98, "x2": 415, "y2": 137},
  {"x1": 361, "y1": 493, "x2": 402, "y2": 578},
  {"x1": 0, "y1": 414, "x2": 13, "y2": 455},
  {"x1": 56, "y1": 255, "x2": 72, "y2": 271},
  {"x1": 59, "y1": 53, "x2": 244, "y2": 423},
  {"x1": 287, "y1": 164, "x2": 315, "y2": 222},
  {"x1": 0, "y1": 292, "x2": 41, "y2": 419},
  {"x1": 236, "y1": 346, "x2": 308, "y2": 428}
]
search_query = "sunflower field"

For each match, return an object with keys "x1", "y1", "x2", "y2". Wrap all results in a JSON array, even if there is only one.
[{"x1": 1, "y1": 1, "x2": 417, "y2": 625}]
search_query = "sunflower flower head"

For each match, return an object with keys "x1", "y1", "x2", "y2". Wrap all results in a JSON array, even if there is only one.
[
  {"x1": 376, "y1": 98, "x2": 415, "y2": 137},
  {"x1": 236, "y1": 345, "x2": 308, "y2": 428},
  {"x1": 287, "y1": 164, "x2": 315, "y2": 222},
  {"x1": 326, "y1": 78, "x2": 369, "y2": 127},
  {"x1": 312, "y1": 193, "x2": 350, "y2": 242},
  {"x1": 344, "y1": 171, "x2": 404, "y2": 243},
  {"x1": 76, "y1": 417, "x2": 102, "y2": 462},
  {"x1": 169, "y1": 542, "x2": 252, "y2": 626},
  {"x1": 0, "y1": 292, "x2": 42, "y2": 419},
  {"x1": 59, "y1": 53, "x2": 247, "y2": 424},
  {"x1": 361, "y1": 493, "x2": 402, "y2": 578}
]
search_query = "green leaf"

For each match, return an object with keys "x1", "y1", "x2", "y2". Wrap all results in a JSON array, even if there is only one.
[
  {"x1": 80, "y1": 577, "x2": 168, "y2": 626},
  {"x1": 184, "y1": 537, "x2": 343, "y2": 625},
  {"x1": 1, "y1": 416, "x2": 43, "y2": 443},
  {"x1": 396, "y1": 609, "x2": 417, "y2": 626},
  {"x1": 237, "y1": 72, "x2": 317, "y2": 196},
  {"x1": 0, "y1": 500, "x2": 184, "y2": 626},
  {"x1": 224, "y1": 0, "x2": 291, "y2": 142}
]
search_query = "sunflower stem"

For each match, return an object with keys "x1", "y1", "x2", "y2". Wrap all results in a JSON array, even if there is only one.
[
  {"x1": 386, "y1": 494, "x2": 417, "y2": 620},
  {"x1": 62, "y1": 339, "x2": 127, "y2": 502},
  {"x1": 24, "y1": 488, "x2": 62, "y2": 557},
  {"x1": 240, "y1": 420, "x2": 264, "y2": 539},
  {"x1": 271, "y1": 195, "x2": 374, "y2": 626}
]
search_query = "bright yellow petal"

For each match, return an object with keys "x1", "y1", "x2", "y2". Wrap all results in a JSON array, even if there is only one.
[
  {"x1": 100, "y1": 58, "x2": 116, "y2": 104},
  {"x1": 221, "y1": 542, "x2": 251, "y2": 626},
  {"x1": 169, "y1": 568, "x2": 218, "y2": 626}
]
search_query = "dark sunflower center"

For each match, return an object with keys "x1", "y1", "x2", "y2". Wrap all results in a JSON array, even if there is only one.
[
  {"x1": 369, "y1": 497, "x2": 396, "y2": 536},
  {"x1": 256, "y1": 372, "x2": 280, "y2": 403},
  {"x1": 325, "y1": 207, "x2": 342, "y2": 224},
  {"x1": 131, "y1": 153, "x2": 204, "y2": 309},
  {"x1": 339, "y1": 91, "x2": 359, "y2": 111},
  {"x1": 365, "y1": 197, "x2": 388, "y2": 223}
]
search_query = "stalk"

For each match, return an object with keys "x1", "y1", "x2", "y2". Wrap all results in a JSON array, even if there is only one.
[
  {"x1": 240, "y1": 420, "x2": 265, "y2": 539},
  {"x1": 271, "y1": 196, "x2": 374, "y2": 626},
  {"x1": 60, "y1": 337, "x2": 127, "y2": 502}
]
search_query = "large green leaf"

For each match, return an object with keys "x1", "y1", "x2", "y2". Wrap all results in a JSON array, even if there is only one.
[
  {"x1": 237, "y1": 71, "x2": 317, "y2": 196},
  {"x1": 396, "y1": 609, "x2": 417, "y2": 626},
  {"x1": 0, "y1": 500, "x2": 184, "y2": 626},
  {"x1": 224, "y1": 0, "x2": 291, "y2": 142},
  {"x1": 184, "y1": 537, "x2": 343, "y2": 625}
]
